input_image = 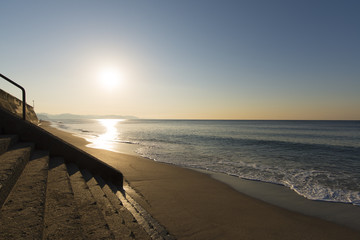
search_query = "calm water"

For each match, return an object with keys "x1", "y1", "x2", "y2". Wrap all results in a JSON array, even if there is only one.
[{"x1": 50, "y1": 119, "x2": 360, "y2": 206}]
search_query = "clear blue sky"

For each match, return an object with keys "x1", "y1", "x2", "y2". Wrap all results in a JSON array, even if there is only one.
[{"x1": 1, "y1": 0, "x2": 359, "y2": 119}]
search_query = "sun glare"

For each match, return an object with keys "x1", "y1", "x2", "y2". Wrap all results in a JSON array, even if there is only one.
[{"x1": 98, "y1": 68, "x2": 122, "y2": 89}]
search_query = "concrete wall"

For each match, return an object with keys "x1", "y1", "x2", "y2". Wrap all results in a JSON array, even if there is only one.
[
  {"x1": 0, "y1": 88, "x2": 38, "y2": 124},
  {"x1": 0, "y1": 106, "x2": 123, "y2": 186}
]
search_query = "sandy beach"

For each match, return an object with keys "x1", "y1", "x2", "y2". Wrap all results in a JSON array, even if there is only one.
[{"x1": 40, "y1": 121, "x2": 360, "y2": 240}]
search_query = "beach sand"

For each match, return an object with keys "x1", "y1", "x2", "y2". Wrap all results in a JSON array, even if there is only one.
[{"x1": 40, "y1": 121, "x2": 360, "y2": 240}]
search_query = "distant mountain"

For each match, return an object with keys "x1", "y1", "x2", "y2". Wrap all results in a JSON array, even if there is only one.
[{"x1": 37, "y1": 113, "x2": 138, "y2": 120}]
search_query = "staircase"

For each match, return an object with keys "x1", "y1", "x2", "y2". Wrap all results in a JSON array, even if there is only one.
[
  {"x1": 0, "y1": 73, "x2": 174, "y2": 239},
  {"x1": 0, "y1": 134, "x2": 159, "y2": 239}
]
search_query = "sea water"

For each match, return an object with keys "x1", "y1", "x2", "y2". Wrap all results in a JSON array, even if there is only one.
[{"x1": 49, "y1": 119, "x2": 360, "y2": 206}]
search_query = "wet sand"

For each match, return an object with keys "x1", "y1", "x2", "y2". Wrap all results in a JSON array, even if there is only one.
[{"x1": 40, "y1": 121, "x2": 360, "y2": 240}]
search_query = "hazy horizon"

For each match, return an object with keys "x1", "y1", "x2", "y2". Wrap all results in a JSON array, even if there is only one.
[
  {"x1": 38, "y1": 112, "x2": 360, "y2": 121},
  {"x1": 1, "y1": 1, "x2": 359, "y2": 120}
]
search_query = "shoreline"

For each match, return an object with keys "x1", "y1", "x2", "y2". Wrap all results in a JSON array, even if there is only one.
[
  {"x1": 194, "y1": 168, "x2": 360, "y2": 231},
  {"x1": 60, "y1": 118, "x2": 360, "y2": 230},
  {"x1": 40, "y1": 121, "x2": 360, "y2": 239}
]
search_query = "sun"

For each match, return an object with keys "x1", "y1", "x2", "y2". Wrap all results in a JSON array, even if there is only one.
[{"x1": 98, "y1": 68, "x2": 122, "y2": 89}]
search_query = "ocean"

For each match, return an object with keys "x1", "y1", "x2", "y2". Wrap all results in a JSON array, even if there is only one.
[{"x1": 49, "y1": 119, "x2": 360, "y2": 206}]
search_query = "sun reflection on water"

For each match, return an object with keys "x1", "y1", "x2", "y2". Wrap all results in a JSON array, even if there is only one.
[{"x1": 88, "y1": 119, "x2": 124, "y2": 151}]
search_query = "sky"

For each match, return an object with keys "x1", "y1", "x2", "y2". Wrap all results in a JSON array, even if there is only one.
[{"x1": 1, "y1": 0, "x2": 359, "y2": 120}]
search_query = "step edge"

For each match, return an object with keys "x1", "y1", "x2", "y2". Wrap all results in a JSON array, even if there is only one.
[{"x1": 0, "y1": 145, "x2": 32, "y2": 207}]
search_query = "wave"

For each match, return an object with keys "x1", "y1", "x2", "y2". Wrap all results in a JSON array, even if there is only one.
[
  {"x1": 113, "y1": 139, "x2": 138, "y2": 145},
  {"x1": 135, "y1": 142, "x2": 360, "y2": 206},
  {"x1": 76, "y1": 128, "x2": 91, "y2": 133}
]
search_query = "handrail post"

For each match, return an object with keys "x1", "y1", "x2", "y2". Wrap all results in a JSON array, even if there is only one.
[
  {"x1": 0, "y1": 73, "x2": 26, "y2": 121},
  {"x1": 22, "y1": 87, "x2": 26, "y2": 120}
]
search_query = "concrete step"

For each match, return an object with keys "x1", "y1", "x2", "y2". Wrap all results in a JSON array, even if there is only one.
[
  {"x1": 0, "y1": 135, "x2": 17, "y2": 156},
  {"x1": 43, "y1": 157, "x2": 83, "y2": 240},
  {"x1": 66, "y1": 162, "x2": 114, "y2": 240},
  {"x1": 94, "y1": 175, "x2": 152, "y2": 240},
  {"x1": 0, "y1": 150, "x2": 49, "y2": 239},
  {"x1": 82, "y1": 169, "x2": 143, "y2": 240},
  {"x1": 110, "y1": 183, "x2": 175, "y2": 240},
  {"x1": 0, "y1": 142, "x2": 33, "y2": 207}
]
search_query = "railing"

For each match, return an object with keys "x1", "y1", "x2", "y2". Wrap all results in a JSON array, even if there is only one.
[{"x1": 0, "y1": 73, "x2": 26, "y2": 120}]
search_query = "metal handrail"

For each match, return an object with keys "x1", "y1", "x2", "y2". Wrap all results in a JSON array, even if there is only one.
[{"x1": 0, "y1": 73, "x2": 26, "y2": 120}]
